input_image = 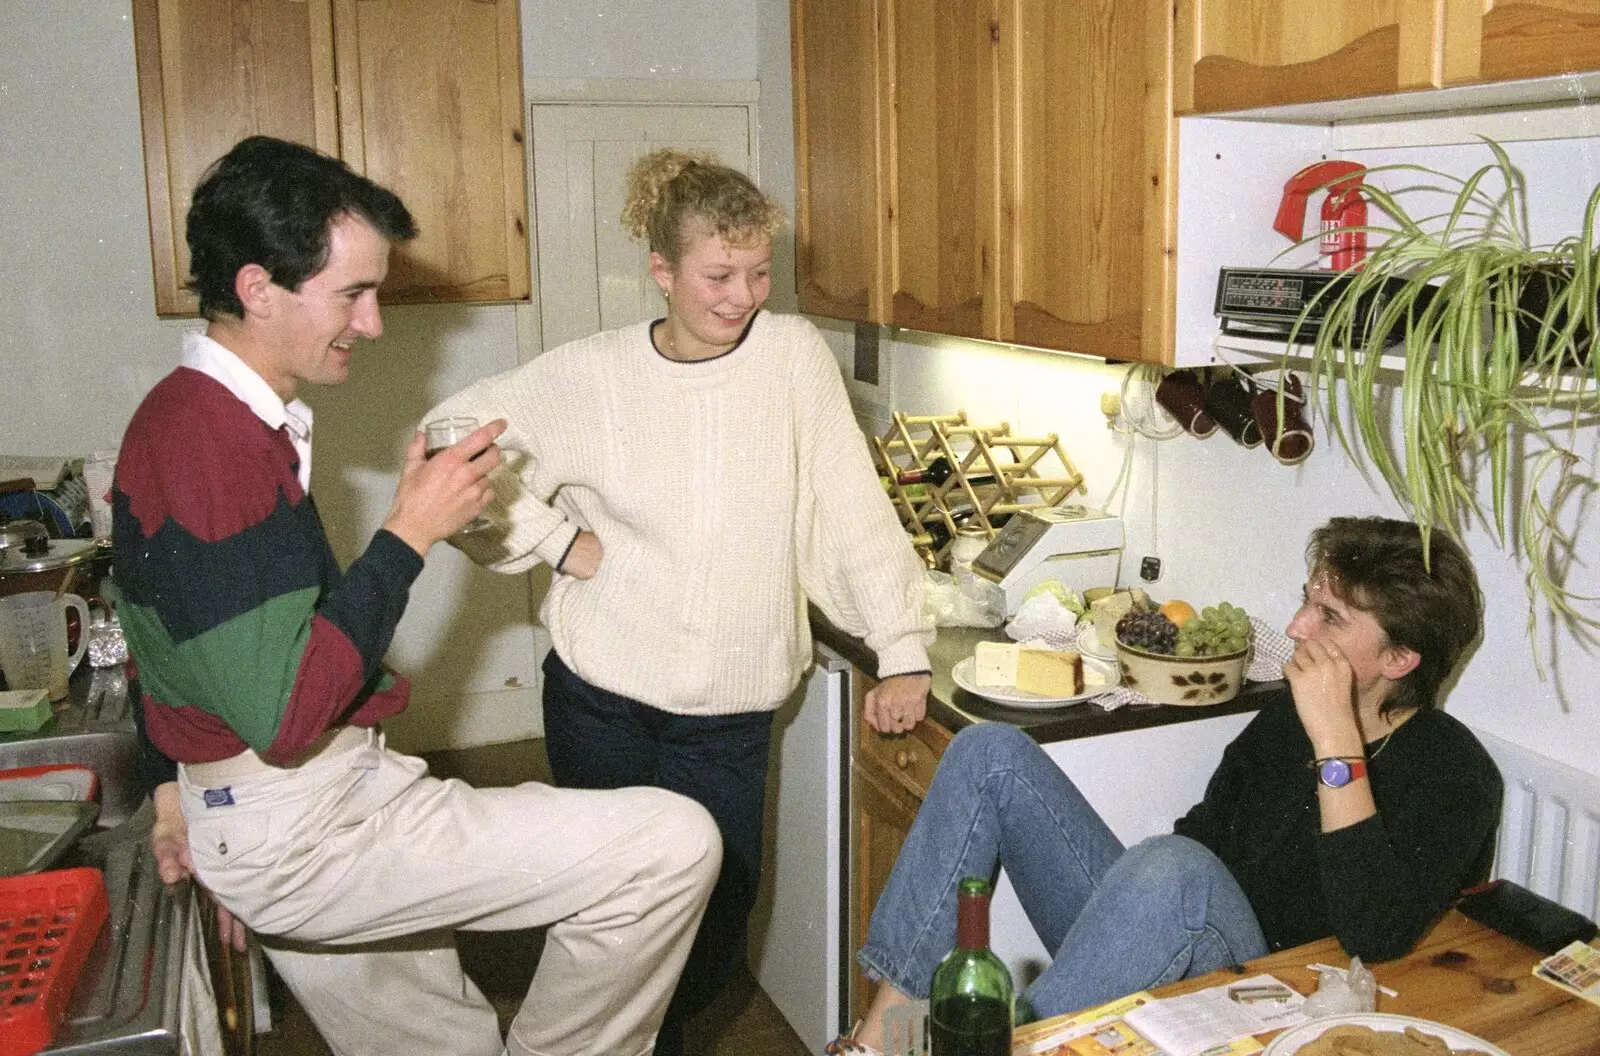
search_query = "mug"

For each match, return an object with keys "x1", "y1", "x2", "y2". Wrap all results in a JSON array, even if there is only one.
[
  {"x1": 1252, "y1": 374, "x2": 1315, "y2": 466},
  {"x1": 1202, "y1": 372, "x2": 1264, "y2": 448},
  {"x1": 0, "y1": 590, "x2": 90, "y2": 701},
  {"x1": 1154, "y1": 370, "x2": 1218, "y2": 438}
]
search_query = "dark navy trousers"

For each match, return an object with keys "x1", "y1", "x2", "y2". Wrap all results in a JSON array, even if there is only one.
[{"x1": 541, "y1": 650, "x2": 775, "y2": 1056}]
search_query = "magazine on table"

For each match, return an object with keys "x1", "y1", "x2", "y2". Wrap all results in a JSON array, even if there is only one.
[
  {"x1": 1012, "y1": 975, "x2": 1309, "y2": 1056},
  {"x1": 1534, "y1": 941, "x2": 1600, "y2": 1007}
]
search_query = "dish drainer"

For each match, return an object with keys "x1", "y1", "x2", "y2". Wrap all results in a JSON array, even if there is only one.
[
  {"x1": 873, "y1": 410, "x2": 1085, "y2": 567},
  {"x1": 0, "y1": 867, "x2": 110, "y2": 1056}
]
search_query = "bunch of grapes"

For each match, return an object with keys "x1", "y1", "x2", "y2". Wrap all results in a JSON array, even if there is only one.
[
  {"x1": 1116, "y1": 610, "x2": 1178, "y2": 654},
  {"x1": 1175, "y1": 602, "x2": 1252, "y2": 657}
]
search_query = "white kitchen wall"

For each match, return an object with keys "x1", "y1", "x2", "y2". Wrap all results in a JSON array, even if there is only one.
[
  {"x1": 521, "y1": 0, "x2": 757, "y2": 81},
  {"x1": 0, "y1": 5, "x2": 175, "y2": 457},
  {"x1": 0, "y1": 0, "x2": 763, "y2": 750}
]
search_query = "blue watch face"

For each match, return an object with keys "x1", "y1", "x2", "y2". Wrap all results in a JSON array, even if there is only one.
[{"x1": 1318, "y1": 759, "x2": 1354, "y2": 787}]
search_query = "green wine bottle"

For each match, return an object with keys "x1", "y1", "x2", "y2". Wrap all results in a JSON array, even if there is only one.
[{"x1": 930, "y1": 877, "x2": 1014, "y2": 1056}]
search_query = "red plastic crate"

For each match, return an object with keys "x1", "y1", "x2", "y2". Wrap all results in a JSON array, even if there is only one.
[{"x1": 0, "y1": 867, "x2": 109, "y2": 1056}]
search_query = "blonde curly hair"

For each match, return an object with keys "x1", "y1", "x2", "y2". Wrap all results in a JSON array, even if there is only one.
[{"x1": 621, "y1": 148, "x2": 785, "y2": 265}]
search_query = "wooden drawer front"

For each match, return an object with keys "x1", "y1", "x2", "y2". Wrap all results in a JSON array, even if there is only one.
[{"x1": 857, "y1": 715, "x2": 951, "y2": 800}]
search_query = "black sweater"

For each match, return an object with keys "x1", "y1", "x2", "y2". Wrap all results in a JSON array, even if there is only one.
[{"x1": 1174, "y1": 688, "x2": 1502, "y2": 961}]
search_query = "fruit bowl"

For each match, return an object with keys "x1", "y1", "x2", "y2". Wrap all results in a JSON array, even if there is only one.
[{"x1": 1114, "y1": 640, "x2": 1249, "y2": 707}]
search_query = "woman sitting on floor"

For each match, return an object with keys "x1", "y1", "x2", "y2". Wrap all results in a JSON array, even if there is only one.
[{"x1": 831, "y1": 516, "x2": 1503, "y2": 1055}]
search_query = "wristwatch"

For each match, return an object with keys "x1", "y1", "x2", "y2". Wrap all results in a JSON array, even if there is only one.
[{"x1": 1316, "y1": 757, "x2": 1368, "y2": 788}]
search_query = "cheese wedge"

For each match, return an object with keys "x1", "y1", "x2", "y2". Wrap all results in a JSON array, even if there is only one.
[
  {"x1": 973, "y1": 641, "x2": 1084, "y2": 696},
  {"x1": 974, "y1": 640, "x2": 1020, "y2": 687},
  {"x1": 1017, "y1": 648, "x2": 1083, "y2": 696}
]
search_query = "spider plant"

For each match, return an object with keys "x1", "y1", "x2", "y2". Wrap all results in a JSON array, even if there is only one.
[{"x1": 1286, "y1": 139, "x2": 1600, "y2": 638}]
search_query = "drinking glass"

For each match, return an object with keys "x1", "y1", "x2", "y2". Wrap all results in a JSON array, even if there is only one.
[{"x1": 423, "y1": 416, "x2": 492, "y2": 534}]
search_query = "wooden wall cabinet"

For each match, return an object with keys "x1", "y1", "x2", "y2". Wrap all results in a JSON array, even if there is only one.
[
  {"x1": 792, "y1": 0, "x2": 887, "y2": 323},
  {"x1": 793, "y1": 0, "x2": 1177, "y2": 364},
  {"x1": 849, "y1": 667, "x2": 953, "y2": 1019},
  {"x1": 1461, "y1": 1, "x2": 1600, "y2": 85},
  {"x1": 1175, "y1": 0, "x2": 1600, "y2": 115},
  {"x1": 1005, "y1": 0, "x2": 1173, "y2": 362},
  {"x1": 133, "y1": 0, "x2": 529, "y2": 317}
]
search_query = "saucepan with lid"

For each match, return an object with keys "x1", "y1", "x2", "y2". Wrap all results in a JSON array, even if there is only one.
[
  {"x1": 0, "y1": 533, "x2": 104, "y2": 600},
  {"x1": 0, "y1": 516, "x2": 50, "y2": 556}
]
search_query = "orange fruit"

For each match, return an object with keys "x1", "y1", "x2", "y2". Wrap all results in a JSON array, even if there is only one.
[{"x1": 1160, "y1": 599, "x2": 1198, "y2": 628}]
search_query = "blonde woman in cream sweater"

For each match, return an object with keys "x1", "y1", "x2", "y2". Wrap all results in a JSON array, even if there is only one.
[{"x1": 427, "y1": 149, "x2": 933, "y2": 1054}]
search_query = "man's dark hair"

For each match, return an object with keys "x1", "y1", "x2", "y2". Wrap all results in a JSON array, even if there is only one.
[
  {"x1": 1306, "y1": 516, "x2": 1482, "y2": 717},
  {"x1": 185, "y1": 136, "x2": 417, "y2": 320}
]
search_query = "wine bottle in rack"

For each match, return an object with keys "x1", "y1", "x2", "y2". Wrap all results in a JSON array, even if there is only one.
[
  {"x1": 909, "y1": 520, "x2": 953, "y2": 553},
  {"x1": 896, "y1": 456, "x2": 997, "y2": 488}
]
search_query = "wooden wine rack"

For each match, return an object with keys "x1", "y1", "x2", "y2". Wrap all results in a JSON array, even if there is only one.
[{"x1": 874, "y1": 410, "x2": 1086, "y2": 567}]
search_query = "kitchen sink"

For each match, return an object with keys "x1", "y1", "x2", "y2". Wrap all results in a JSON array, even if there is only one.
[{"x1": 0, "y1": 667, "x2": 142, "y2": 828}]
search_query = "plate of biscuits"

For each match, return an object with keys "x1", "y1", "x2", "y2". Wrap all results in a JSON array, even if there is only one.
[{"x1": 1264, "y1": 1013, "x2": 1509, "y2": 1056}]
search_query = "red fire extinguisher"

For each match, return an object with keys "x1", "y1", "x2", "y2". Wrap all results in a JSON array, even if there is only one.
[{"x1": 1273, "y1": 160, "x2": 1368, "y2": 271}]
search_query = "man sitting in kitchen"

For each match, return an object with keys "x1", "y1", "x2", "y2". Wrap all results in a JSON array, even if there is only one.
[
  {"x1": 112, "y1": 135, "x2": 720, "y2": 1056},
  {"x1": 830, "y1": 516, "x2": 1502, "y2": 1055}
]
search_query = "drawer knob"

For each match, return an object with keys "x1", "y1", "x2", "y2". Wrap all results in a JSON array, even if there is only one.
[{"x1": 895, "y1": 749, "x2": 915, "y2": 770}]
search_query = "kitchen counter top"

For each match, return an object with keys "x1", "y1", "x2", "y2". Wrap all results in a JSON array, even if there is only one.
[{"x1": 811, "y1": 610, "x2": 1282, "y2": 742}]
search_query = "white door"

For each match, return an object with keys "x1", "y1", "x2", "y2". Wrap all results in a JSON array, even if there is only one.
[{"x1": 529, "y1": 104, "x2": 753, "y2": 352}]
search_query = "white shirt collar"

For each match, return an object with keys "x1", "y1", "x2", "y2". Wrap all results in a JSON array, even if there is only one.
[{"x1": 180, "y1": 330, "x2": 314, "y2": 490}]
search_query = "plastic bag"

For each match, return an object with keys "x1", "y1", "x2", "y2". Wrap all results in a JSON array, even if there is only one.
[
  {"x1": 1005, "y1": 590, "x2": 1080, "y2": 650},
  {"x1": 922, "y1": 570, "x2": 1006, "y2": 628},
  {"x1": 1301, "y1": 957, "x2": 1378, "y2": 1017}
]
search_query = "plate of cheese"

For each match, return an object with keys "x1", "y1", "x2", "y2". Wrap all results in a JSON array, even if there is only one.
[{"x1": 951, "y1": 641, "x2": 1119, "y2": 709}]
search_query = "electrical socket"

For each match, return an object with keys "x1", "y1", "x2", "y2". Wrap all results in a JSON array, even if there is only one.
[{"x1": 1140, "y1": 556, "x2": 1162, "y2": 582}]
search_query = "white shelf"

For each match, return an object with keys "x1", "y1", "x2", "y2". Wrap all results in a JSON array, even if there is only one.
[
  {"x1": 1202, "y1": 333, "x2": 1598, "y2": 401},
  {"x1": 1204, "y1": 331, "x2": 1351, "y2": 369}
]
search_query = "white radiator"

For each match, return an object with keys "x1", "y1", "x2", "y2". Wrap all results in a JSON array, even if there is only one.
[{"x1": 1474, "y1": 728, "x2": 1600, "y2": 920}]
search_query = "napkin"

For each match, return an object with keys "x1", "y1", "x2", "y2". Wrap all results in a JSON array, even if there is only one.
[{"x1": 1246, "y1": 616, "x2": 1296, "y2": 681}]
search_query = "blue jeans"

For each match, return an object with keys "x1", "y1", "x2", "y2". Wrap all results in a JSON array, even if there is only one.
[
  {"x1": 859, "y1": 724, "x2": 1268, "y2": 1020},
  {"x1": 541, "y1": 650, "x2": 773, "y2": 1056}
]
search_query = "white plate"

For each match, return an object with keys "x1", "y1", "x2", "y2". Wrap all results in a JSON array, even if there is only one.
[
  {"x1": 951, "y1": 654, "x2": 1119, "y2": 710},
  {"x1": 1075, "y1": 621, "x2": 1118, "y2": 661},
  {"x1": 1264, "y1": 1013, "x2": 1511, "y2": 1056}
]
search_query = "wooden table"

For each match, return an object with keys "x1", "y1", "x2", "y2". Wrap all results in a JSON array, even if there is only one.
[{"x1": 1154, "y1": 911, "x2": 1600, "y2": 1054}]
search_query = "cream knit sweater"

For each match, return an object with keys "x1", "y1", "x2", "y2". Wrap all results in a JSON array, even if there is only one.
[{"x1": 428, "y1": 312, "x2": 933, "y2": 715}]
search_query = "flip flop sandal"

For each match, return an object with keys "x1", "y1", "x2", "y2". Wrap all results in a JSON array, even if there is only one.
[
  {"x1": 825, "y1": 1002, "x2": 929, "y2": 1056},
  {"x1": 1252, "y1": 373, "x2": 1315, "y2": 465},
  {"x1": 1154, "y1": 369, "x2": 1218, "y2": 438}
]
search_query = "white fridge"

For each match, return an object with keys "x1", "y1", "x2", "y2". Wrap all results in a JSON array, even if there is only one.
[{"x1": 750, "y1": 643, "x2": 852, "y2": 1052}]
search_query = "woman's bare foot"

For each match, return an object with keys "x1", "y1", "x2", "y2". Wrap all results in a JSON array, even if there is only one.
[{"x1": 852, "y1": 981, "x2": 919, "y2": 1050}]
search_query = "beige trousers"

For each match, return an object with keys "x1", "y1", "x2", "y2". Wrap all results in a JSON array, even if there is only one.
[{"x1": 176, "y1": 730, "x2": 719, "y2": 1056}]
